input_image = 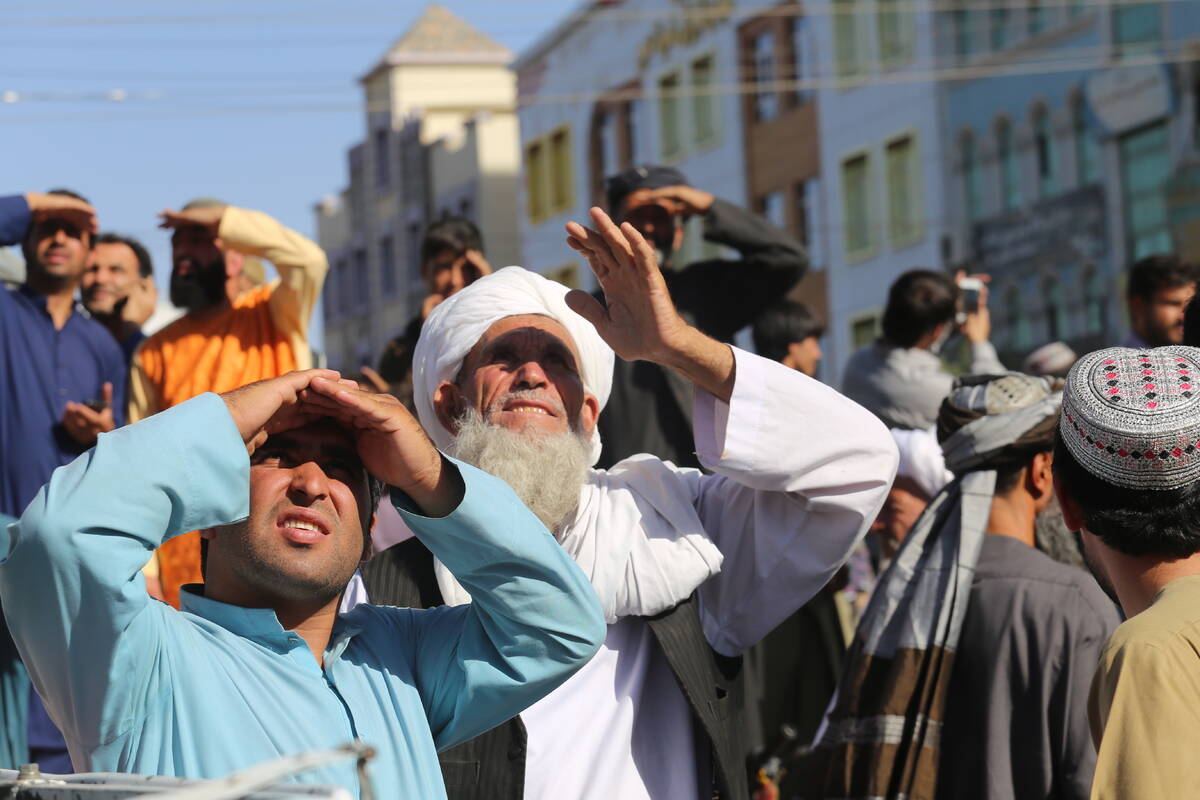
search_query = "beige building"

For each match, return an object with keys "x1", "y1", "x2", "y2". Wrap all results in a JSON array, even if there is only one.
[{"x1": 317, "y1": 4, "x2": 521, "y2": 370}]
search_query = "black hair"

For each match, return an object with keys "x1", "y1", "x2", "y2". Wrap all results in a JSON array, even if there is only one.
[
  {"x1": 95, "y1": 232, "x2": 153, "y2": 278},
  {"x1": 1185, "y1": 296, "x2": 1200, "y2": 347},
  {"x1": 46, "y1": 187, "x2": 90, "y2": 205},
  {"x1": 1126, "y1": 254, "x2": 1198, "y2": 301},
  {"x1": 420, "y1": 217, "x2": 483, "y2": 268},
  {"x1": 881, "y1": 269, "x2": 958, "y2": 348},
  {"x1": 1053, "y1": 427, "x2": 1200, "y2": 559},
  {"x1": 752, "y1": 300, "x2": 824, "y2": 362},
  {"x1": 604, "y1": 164, "x2": 690, "y2": 214}
]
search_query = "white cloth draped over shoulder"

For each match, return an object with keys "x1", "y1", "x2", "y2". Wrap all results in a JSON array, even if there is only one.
[{"x1": 407, "y1": 265, "x2": 898, "y2": 650}]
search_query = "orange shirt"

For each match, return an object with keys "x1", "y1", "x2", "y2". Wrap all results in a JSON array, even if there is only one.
[
  {"x1": 130, "y1": 206, "x2": 327, "y2": 606},
  {"x1": 135, "y1": 284, "x2": 298, "y2": 409}
]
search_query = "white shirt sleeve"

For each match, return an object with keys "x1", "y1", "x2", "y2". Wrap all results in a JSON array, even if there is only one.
[{"x1": 692, "y1": 347, "x2": 898, "y2": 656}]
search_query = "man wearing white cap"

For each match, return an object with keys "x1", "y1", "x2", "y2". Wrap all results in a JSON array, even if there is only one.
[
  {"x1": 1055, "y1": 346, "x2": 1200, "y2": 799},
  {"x1": 360, "y1": 208, "x2": 897, "y2": 800}
]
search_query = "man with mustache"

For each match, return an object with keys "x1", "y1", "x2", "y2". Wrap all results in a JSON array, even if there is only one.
[
  {"x1": 80, "y1": 232, "x2": 158, "y2": 364},
  {"x1": 129, "y1": 198, "x2": 328, "y2": 606},
  {"x1": 356, "y1": 208, "x2": 897, "y2": 800},
  {"x1": 0, "y1": 369, "x2": 605, "y2": 797},
  {"x1": 0, "y1": 189, "x2": 127, "y2": 772}
]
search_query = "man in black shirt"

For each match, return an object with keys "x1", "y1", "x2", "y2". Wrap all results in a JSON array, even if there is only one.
[{"x1": 597, "y1": 165, "x2": 806, "y2": 468}]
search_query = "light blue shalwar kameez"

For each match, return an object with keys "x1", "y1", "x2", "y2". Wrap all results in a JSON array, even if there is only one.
[{"x1": 0, "y1": 393, "x2": 605, "y2": 799}]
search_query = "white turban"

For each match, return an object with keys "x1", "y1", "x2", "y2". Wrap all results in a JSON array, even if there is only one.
[
  {"x1": 890, "y1": 428, "x2": 953, "y2": 500},
  {"x1": 413, "y1": 266, "x2": 615, "y2": 465}
]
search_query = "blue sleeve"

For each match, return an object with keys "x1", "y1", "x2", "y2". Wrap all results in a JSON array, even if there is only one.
[
  {"x1": 0, "y1": 195, "x2": 31, "y2": 247},
  {"x1": 391, "y1": 463, "x2": 605, "y2": 750},
  {"x1": 0, "y1": 394, "x2": 248, "y2": 747}
]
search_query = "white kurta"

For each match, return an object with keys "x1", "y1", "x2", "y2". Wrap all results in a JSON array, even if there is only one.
[{"x1": 354, "y1": 347, "x2": 897, "y2": 799}]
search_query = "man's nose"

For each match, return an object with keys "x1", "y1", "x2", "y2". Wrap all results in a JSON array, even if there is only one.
[
  {"x1": 52, "y1": 227, "x2": 71, "y2": 245},
  {"x1": 288, "y1": 461, "x2": 331, "y2": 503},
  {"x1": 512, "y1": 359, "x2": 550, "y2": 389}
]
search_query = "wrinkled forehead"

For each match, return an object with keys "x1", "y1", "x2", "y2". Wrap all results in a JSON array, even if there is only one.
[
  {"x1": 465, "y1": 313, "x2": 583, "y2": 370},
  {"x1": 265, "y1": 418, "x2": 362, "y2": 467}
]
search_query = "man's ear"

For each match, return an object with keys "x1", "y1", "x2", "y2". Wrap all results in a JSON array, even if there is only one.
[
  {"x1": 1053, "y1": 473, "x2": 1085, "y2": 531},
  {"x1": 1030, "y1": 451, "x2": 1054, "y2": 499},
  {"x1": 224, "y1": 248, "x2": 245, "y2": 279},
  {"x1": 433, "y1": 381, "x2": 466, "y2": 435},
  {"x1": 578, "y1": 393, "x2": 601, "y2": 437}
]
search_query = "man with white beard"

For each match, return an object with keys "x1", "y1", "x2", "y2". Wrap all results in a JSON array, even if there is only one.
[{"x1": 355, "y1": 208, "x2": 898, "y2": 800}]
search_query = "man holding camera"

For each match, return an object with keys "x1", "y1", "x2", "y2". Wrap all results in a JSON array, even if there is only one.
[{"x1": 842, "y1": 269, "x2": 1003, "y2": 431}]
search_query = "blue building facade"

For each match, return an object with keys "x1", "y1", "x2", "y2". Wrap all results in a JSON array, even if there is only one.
[{"x1": 941, "y1": 1, "x2": 1200, "y2": 364}]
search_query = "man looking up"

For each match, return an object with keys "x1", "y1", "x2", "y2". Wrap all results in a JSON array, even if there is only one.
[
  {"x1": 1122, "y1": 254, "x2": 1197, "y2": 349},
  {"x1": 81, "y1": 232, "x2": 158, "y2": 364},
  {"x1": 842, "y1": 268, "x2": 1003, "y2": 430},
  {"x1": 751, "y1": 299, "x2": 824, "y2": 378},
  {"x1": 814, "y1": 373, "x2": 1117, "y2": 800},
  {"x1": 0, "y1": 370, "x2": 605, "y2": 797},
  {"x1": 356, "y1": 208, "x2": 896, "y2": 800},
  {"x1": 1054, "y1": 345, "x2": 1200, "y2": 798},
  {"x1": 597, "y1": 165, "x2": 806, "y2": 469},
  {"x1": 0, "y1": 190, "x2": 127, "y2": 772},
  {"x1": 131, "y1": 198, "x2": 328, "y2": 606}
]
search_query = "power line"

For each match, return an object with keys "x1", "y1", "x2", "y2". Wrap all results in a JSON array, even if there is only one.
[
  {"x1": 2, "y1": 47, "x2": 1193, "y2": 122},
  {"x1": 1, "y1": 0, "x2": 1198, "y2": 28}
]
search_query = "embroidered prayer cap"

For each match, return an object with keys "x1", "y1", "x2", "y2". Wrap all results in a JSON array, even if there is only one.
[
  {"x1": 413, "y1": 266, "x2": 615, "y2": 465},
  {"x1": 1060, "y1": 346, "x2": 1200, "y2": 490}
]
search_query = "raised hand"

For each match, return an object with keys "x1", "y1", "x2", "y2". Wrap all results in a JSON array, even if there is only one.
[
  {"x1": 62, "y1": 382, "x2": 116, "y2": 446},
  {"x1": 305, "y1": 378, "x2": 462, "y2": 517},
  {"x1": 640, "y1": 185, "x2": 714, "y2": 218},
  {"x1": 119, "y1": 275, "x2": 158, "y2": 328},
  {"x1": 220, "y1": 370, "x2": 344, "y2": 455},
  {"x1": 25, "y1": 192, "x2": 98, "y2": 235},
  {"x1": 157, "y1": 205, "x2": 225, "y2": 234},
  {"x1": 564, "y1": 206, "x2": 691, "y2": 364}
]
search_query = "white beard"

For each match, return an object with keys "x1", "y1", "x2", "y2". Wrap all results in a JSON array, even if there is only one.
[{"x1": 447, "y1": 408, "x2": 591, "y2": 538}]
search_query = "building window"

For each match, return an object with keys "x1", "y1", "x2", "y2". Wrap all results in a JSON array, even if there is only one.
[
  {"x1": 850, "y1": 312, "x2": 881, "y2": 349},
  {"x1": 877, "y1": 0, "x2": 914, "y2": 65},
  {"x1": 1119, "y1": 121, "x2": 1172, "y2": 260},
  {"x1": 789, "y1": 16, "x2": 812, "y2": 105},
  {"x1": 1083, "y1": 265, "x2": 1106, "y2": 333},
  {"x1": 1033, "y1": 107, "x2": 1057, "y2": 199},
  {"x1": 752, "y1": 33, "x2": 778, "y2": 122},
  {"x1": 526, "y1": 140, "x2": 546, "y2": 221},
  {"x1": 1073, "y1": 94, "x2": 1100, "y2": 186},
  {"x1": 962, "y1": 133, "x2": 983, "y2": 221},
  {"x1": 842, "y1": 152, "x2": 873, "y2": 258},
  {"x1": 549, "y1": 127, "x2": 573, "y2": 213},
  {"x1": 353, "y1": 247, "x2": 368, "y2": 309},
  {"x1": 833, "y1": 0, "x2": 861, "y2": 78},
  {"x1": 1069, "y1": 0, "x2": 1086, "y2": 17},
  {"x1": 954, "y1": 10, "x2": 973, "y2": 59},
  {"x1": 1113, "y1": 2, "x2": 1162, "y2": 51},
  {"x1": 406, "y1": 221, "x2": 422, "y2": 289},
  {"x1": 1027, "y1": 0, "x2": 1046, "y2": 36},
  {"x1": 380, "y1": 235, "x2": 395, "y2": 297},
  {"x1": 759, "y1": 190, "x2": 787, "y2": 230},
  {"x1": 997, "y1": 120, "x2": 1021, "y2": 211},
  {"x1": 1007, "y1": 283, "x2": 1032, "y2": 350},
  {"x1": 886, "y1": 134, "x2": 921, "y2": 245},
  {"x1": 990, "y1": 6, "x2": 1009, "y2": 51},
  {"x1": 691, "y1": 55, "x2": 717, "y2": 145},
  {"x1": 374, "y1": 128, "x2": 390, "y2": 187},
  {"x1": 658, "y1": 72, "x2": 683, "y2": 160}
]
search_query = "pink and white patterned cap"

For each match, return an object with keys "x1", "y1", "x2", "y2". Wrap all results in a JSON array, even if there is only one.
[{"x1": 1061, "y1": 346, "x2": 1200, "y2": 490}]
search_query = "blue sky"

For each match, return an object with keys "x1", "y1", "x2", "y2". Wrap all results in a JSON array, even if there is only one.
[{"x1": 1, "y1": 0, "x2": 560, "y2": 341}]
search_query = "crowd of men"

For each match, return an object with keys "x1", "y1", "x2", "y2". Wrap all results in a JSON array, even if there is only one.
[{"x1": 1, "y1": 166, "x2": 1199, "y2": 800}]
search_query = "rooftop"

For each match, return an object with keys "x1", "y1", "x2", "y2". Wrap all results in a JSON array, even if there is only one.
[{"x1": 362, "y1": 4, "x2": 513, "y2": 80}]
